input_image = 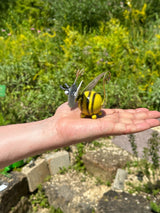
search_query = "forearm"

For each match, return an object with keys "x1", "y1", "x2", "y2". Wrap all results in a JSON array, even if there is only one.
[{"x1": 0, "y1": 117, "x2": 59, "y2": 169}]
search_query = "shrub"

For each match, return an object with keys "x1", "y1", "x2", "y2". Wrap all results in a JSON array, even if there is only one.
[
  {"x1": 105, "y1": 77, "x2": 142, "y2": 109},
  {"x1": 0, "y1": 1, "x2": 160, "y2": 124},
  {"x1": 0, "y1": 26, "x2": 65, "y2": 123},
  {"x1": 147, "y1": 78, "x2": 160, "y2": 111},
  {"x1": 49, "y1": 0, "x2": 126, "y2": 32},
  {"x1": 0, "y1": 0, "x2": 54, "y2": 30}
]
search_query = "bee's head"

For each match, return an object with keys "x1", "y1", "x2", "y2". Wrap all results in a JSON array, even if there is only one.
[{"x1": 60, "y1": 83, "x2": 70, "y2": 95}]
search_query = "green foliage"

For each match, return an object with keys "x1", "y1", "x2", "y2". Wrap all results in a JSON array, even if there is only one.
[
  {"x1": 141, "y1": 148, "x2": 151, "y2": 181},
  {"x1": 0, "y1": 112, "x2": 10, "y2": 125},
  {"x1": 0, "y1": 1, "x2": 160, "y2": 124},
  {"x1": 106, "y1": 78, "x2": 143, "y2": 109},
  {"x1": 61, "y1": 20, "x2": 130, "y2": 79},
  {"x1": 0, "y1": 26, "x2": 65, "y2": 123},
  {"x1": 0, "y1": 0, "x2": 54, "y2": 29},
  {"x1": 144, "y1": 0, "x2": 160, "y2": 22},
  {"x1": 44, "y1": 175, "x2": 52, "y2": 182},
  {"x1": 128, "y1": 134, "x2": 138, "y2": 158},
  {"x1": 128, "y1": 131, "x2": 160, "y2": 196},
  {"x1": 150, "y1": 201, "x2": 160, "y2": 213},
  {"x1": 95, "y1": 177, "x2": 104, "y2": 186},
  {"x1": 59, "y1": 166, "x2": 68, "y2": 174},
  {"x1": 49, "y1": 206, "x2": 63, "y2": 213},
  {"x1": 148, "y1": 131, "x2": 160, "y2": 171},
  {"x1": 95, "y1": 177, "x2": 111, "y2": 186},
  {"x1": 92, "y1": 140, "x2": 103, "y2": 148},
  {"x1": 49, "y1": 0, "x2": 126, "y2": 32},
  {"x1": 106, "y1": 181, "x2": 111, "y2": 187},
  {"x1": 147, "y1": 78, "x2": 160, "y2": 110},
  {"x1": 73, "y1": 143, "x2": 86, "y2": 172},
  {"x1": 29, "y1": 185, "x2": 63, "y2": 212},
  {"x1": 29, "y1": 184, "x2": 49, "y2": 212}
]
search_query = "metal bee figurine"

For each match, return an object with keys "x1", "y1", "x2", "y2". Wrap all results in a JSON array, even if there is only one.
[{"x1": 60, "y1": 71, "x2": 111, "y2": 119}]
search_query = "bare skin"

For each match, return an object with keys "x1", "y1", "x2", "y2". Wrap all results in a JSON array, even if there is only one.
[{"x1": 0, "y1": 102, "x2": 160, "y2": 168}]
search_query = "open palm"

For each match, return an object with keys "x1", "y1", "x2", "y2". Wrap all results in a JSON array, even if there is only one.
[{"x1": 54, "y1": 102, "x2": 160, "y2": 145}]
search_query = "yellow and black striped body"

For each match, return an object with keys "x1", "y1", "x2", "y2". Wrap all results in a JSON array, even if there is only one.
[{"x1": 78, "y1": 91, "x2": 103, "y2": 119}]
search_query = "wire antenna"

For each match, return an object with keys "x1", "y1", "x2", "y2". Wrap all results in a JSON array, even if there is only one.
[{"x1": 103, "y1": 71, "x2": 111, "y2": 107}]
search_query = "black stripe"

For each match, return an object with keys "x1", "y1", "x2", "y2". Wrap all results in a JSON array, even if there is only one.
[
  {"x1": 91, "y1": 92, "x2": 96, "y2": 114},
  {"x1": 80, "y1": 95, "x2": 83, "y2": 112},
  {"x1": 86, "y1": 91, "x2": 91, "y2": 115}
]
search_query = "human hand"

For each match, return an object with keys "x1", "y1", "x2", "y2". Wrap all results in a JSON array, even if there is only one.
[
  {"x1": 0, "y1": 102, "x2": 159, "y2": 168},
  {"x1": 53, "y1": 102, "x2": 160, "y2": 146}
]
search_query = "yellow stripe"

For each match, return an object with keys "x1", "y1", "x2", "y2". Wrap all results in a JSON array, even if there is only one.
[
  {"x1": 83, "y1": 91, "x2": 89, "y2": 115},
  {"x1": 88, "y1": 91, "x2": 96, "y2": 115}
]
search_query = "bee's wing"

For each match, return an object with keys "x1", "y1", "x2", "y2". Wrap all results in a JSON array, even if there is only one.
[
  {"x1": 83, "y1": 72, "x2": 107, "y2": 92},
  {"x1": 74, "y1": 80, "x2": 83, "y2": 100}
]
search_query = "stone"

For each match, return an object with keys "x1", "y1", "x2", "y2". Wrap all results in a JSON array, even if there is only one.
[
  {"x1": 44, "y1": 182, "x2": 94, "y2": 213},
  {"x1": 43, "y1": 170, "x2": 106, "y2": 213},
  {"x1": 97, "y1": 190, "x2": 151, "y2": 213},
  {"x1": 44, "y1": 151, "x2": 70, "y2": 175},
  {"x1": 82, "y1": 146, "x2": 131, "y2": 182},
  {"x1": 0, "y1": 172, "x2": 29, "y2": 213},
  {"x1": 36, "y1": 208, "x2": 50, "y2": 213},
  {"x1": 22, "y1": 158, "x2": 50, "y2": 192},
  {"x1": 112, "y1": 128, "x2": 160, "y2": 158},
  {"x1": 112, "y1": 168, "x2": 127, "y2": 191}
]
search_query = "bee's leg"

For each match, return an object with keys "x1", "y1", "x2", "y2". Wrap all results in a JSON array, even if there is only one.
[
  {"x1": 91, "y1": 111, "x2": 102, "y2": 119},
  {"x1": 98, "y1": 111, "x2": 102, "y2": 116},
  {"x1": 91, "y1": 114, "x2": 97, "y2": 119},
  {"x1": 80, "y1": 113, "x2": 86, "y2": 118}
]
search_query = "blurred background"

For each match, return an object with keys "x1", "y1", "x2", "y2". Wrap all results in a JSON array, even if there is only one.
[{"x1": 0, "y1": 0, "x2": 160, "y2": 125}]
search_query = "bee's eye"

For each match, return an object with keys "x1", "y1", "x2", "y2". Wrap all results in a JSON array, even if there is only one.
[{"x1": 65, "y1": 91, "x2": 69, "y2": 95}]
